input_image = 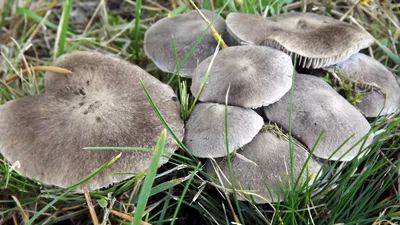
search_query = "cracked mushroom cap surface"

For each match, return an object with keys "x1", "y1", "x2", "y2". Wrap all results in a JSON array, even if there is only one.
[
  {"x1": 0, "y1": 51, "x2": 184, "y2": 191},
  {"x1": 226, "y1": 12, "x2": 374, "y2": 68},
  {"x1": 325, "y1": 53, "x2": 400, "y2": 117},
  {"x1": 264, "y1": 74, "x2": 373, "y2": 161},
  {"x1": 191, "y1": 45, "x2": 293, "y2": 108},
  {"x1": 184, "y1": 103, "x2": 263, "y2": 158},
  {"x1": 207, "y1": 128, "x2": 322, "y2": 203},
  {"x1": 144, "y1": 10, "x2": 230, "y2": 77}
]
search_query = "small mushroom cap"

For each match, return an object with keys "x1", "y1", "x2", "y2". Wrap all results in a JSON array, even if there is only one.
[
  {"x1": 326, "y1": 53, "x2": 400, "y2": 117},
  {"x1": 190, "y1": 45, "x2": 293, "y2": 108},
  {"x1": 144, "y1": 10, "x2": 229, "y2": 77},
  {"x1": 0, "y1": 52, "x2": 184, "y2": 191},
  {"x1": 226, "y1": 12, "x2": 374, "y2": 68},
  {"x1": 184, "y1": 103, "x2": 263, "y2": 158},
  {"x1": 207, "y1": 129, "x2": 322, "y2": 203},
  {"x1": 264, "y1": 74, "x2": 373, "y2": 161}
]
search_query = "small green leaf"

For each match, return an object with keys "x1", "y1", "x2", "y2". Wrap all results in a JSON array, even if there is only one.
[{"x1": 97, "y1": 197, "x2": 108, "y2": 208}]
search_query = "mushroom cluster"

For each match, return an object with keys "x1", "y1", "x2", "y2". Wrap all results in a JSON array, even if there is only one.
[
  {"x1": 144, "y1": 10, "x2": 399, "y2": 203},
  {"x1": 0, "y1": 52, "x2": 184, "y2": 191}
]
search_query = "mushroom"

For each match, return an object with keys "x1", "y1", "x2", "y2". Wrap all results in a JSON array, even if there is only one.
[
  {"x1": 207, "y1": 128, "x2": 322, "y2": 203},
  {"x1": 0, "y1": 51, "x2": 184, "y2": 191},
  {"x1": 144, "y1": 10, "x2": 233, "y2": 78},
  {"x1": 325, "y1": 53, "x2": 400, "y2": 117},
  {"x1": 226, "y1": 12, "x2": 374, "y2": 68},
  {"x1": 191, "y1": 45, "x2": 293, "y2": 108},
  {"x1": 264, "y1": 74, "x2": 373, "y2": 161},
  {"x1": 184, "y1": 103, "x2": 263, "y2": 158}
]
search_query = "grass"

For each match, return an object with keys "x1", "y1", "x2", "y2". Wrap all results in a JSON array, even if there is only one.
[{"x1": 0, "y1": 0, "x2": 399, "y2": 224}]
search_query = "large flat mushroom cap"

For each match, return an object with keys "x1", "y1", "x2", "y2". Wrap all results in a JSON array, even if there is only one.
[
  {"x1": 184, "y1": 103, "x2": 263, "y2": 158},
  {"x1": 191, "y1": 45, "x2": 293, "y2": 108},
  {"x1": 208, "y1": 129, "x2": 322, "y2": 203},
  {"x1": 0, "y1": 51, "x2": 184, "y2": 191},
  {"x1": 144, "y1": 10, "x2": 228, "y2": 77},
  {"x1": 326, "y1": 53, "x2": 400, "y2": 117},
  {"x1": 264, "y1": 74, "x2": 373, "y2": 161},
  {"x1": 226, "y1": 12, "x2": 374, "y2": 68}
]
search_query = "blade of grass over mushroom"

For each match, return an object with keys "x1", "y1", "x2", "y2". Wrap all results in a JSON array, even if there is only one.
[
  {"x1": 188, "y1": 39, "x2": 220, "y2": 114},
  {"x1": 16, "y1": 7, "x2": 75, "y2": 36},
  {"x1": 140, "y1": 80, "x2": 197, "y2": 161},
  {"x1": 224, "y1": 85, "x2": 245, "y2": 225},
  {"x1": 167, "y1": 1, "x2": 230, "y2": 85},
  {"x1": 132, "y1": 129, "x2": 166, "y2": 225},
  {"x1": 83, "y1": 146, "x2": 192, "y2": 163},
  {"x1": 170, "y1": 163, "x2": 201, "y2": 225},
  {"x1": 287, "y1": 56, "x2": 297, "y2": 224},
  {"x1": 55, "y1": 0, "x2": 73, "y2": 57},
  {"x1": 294, "y1": 129, "x2": 325, "y2": 189},
  {"x1": 171, "y1": 36, "x2": 187, "y2": 120},
  {"x1": 4, "y1": 66, "x2": 71, "y2": 84},
  {"x1": 25, "y1": 153, "x2": 122, "y2": 225},
  {"x1": 134, "y1": 0, "x2": 142, "y2": 60},
  {"x1": 189, "y1": 0, "x2": 228, "y2": 49},
  {"x1": 168, "y1": 5, "x2": 188, "y2": 17}
]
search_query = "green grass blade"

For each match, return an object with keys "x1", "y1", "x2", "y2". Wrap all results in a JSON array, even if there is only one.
[
  {"x1": 0, "y1": 0, "x2": 12, "y2": 31},
  {"x1": 140, "y1": 80, "x2": 197, "y2": 161},
  {"x1": 16, "y1": 7, "x2": 75, "y2": 36},
  {"x1": 25, "y1": 153, "x2": 122, "y2": 225},
  {"x1": 375, "y1": 40, "x2": 400, "y2": 65},
  {"x1": 287, "y1": 56, "x2": 297, "y2": 224},
  {"x1": 55, "y1": 0, "x2": 73, "y2": 57},
  {"x1": 134, "y1": 0, "x2": 142, "y2": 59},
  {"x1": 132, "y1": 129, "x2": 166, "y2": 225},
  {"x1": 170, "y1": 163, "x2": 201, "y2": 225},
  {"x1": 167, "y1": 1, "x2": 230, "y2": 85},
  {"x1": 224, "y1": 85, "x2": 245, "y2": 225},
  {"x1": 188, "y1": 40, "x2": 220, "y2": 114}
]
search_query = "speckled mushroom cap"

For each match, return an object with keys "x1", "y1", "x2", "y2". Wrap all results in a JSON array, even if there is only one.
[
  {"x1": 264, "y1": 74, "x2": 373, "y2": 161},
  {"x1": 191, "y1": 45, "x2": 293, "y2": 108},
  {"x1": 144, "y1": 10, "x2": 230, "y2": 77},
  {"x1": 226, "y1": 12, "x2": 374, "y2": 68},
  {"x1": 184, "y1": 103, "x2": 263, "y2": 158},
  {"x1": 207, "y1": 128, "x2": 322, "y2": 203},
  {"x1": 0, "y1": 51, "x2": 184, "y2": 191},
  {"x1": 325, "y1": 53, "x2": 400, "y2": 117}
]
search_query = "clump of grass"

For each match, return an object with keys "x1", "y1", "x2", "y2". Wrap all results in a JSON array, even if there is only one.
[{"x1": 0, "y1": 0, "x2": 399, "y2": 224}]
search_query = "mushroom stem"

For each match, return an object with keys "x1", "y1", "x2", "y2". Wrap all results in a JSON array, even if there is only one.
[
  {"x1": 189, "y1": 0, "x2": 228, "y2": 49},
  {"x1": 3, "y1": 66, "x2": 72, "y2": 84}
]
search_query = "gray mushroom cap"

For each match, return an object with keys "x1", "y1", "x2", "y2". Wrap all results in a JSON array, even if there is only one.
[
  {"x1": 325, "y1": 53, "x2": 400, "y2": 117},
  {"x1": 264, "y1": 74, "x2": 373, "y2": 161},
  {"x1": 184, "y1": 103, "x2": 263, "y2": 158},
  {"x1": 0, "y1": 51, "x2": 184, "y2": 191},
  {"x1": 207, "y1": 128, "x2": 322, "y2": 203},
  {"x1": 226, "y1": 12, "x2": 374, "y2": 68},
  {"x1": 191, "y1": 45, "x2": 293, "y2": 108},
  {"x1": 144, "y1": 10, "x2": 229, "y2": 77}
]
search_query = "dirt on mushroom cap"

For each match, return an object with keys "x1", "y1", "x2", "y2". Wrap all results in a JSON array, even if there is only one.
[{"x1": 325, "y1": 53, "x2": 400, "y2": 117}]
